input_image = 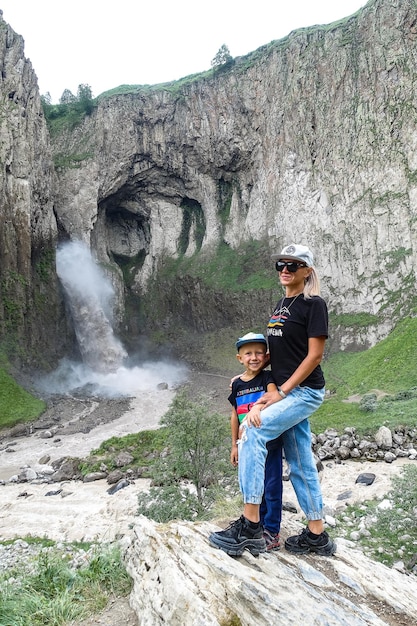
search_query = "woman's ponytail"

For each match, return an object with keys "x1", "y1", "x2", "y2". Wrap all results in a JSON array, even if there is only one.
[{"x1": 303, "y1": 267, "x2": 320, "y2": 298}]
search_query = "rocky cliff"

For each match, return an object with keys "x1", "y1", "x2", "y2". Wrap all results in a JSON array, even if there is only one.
[
  {"x1": 50, "y1": 0, "x2": 417, "y2": 350},
  {"x1": 1, "y1": 0, "x2": 417, "y2": 366},
  {"x1": 0, "y1": 13, "x2": 70, "y2": 367}
]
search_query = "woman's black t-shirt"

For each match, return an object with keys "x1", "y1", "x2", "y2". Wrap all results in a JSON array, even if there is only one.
[{"x1": 266, "y1": 294, "x2": 328, "y2": 389}]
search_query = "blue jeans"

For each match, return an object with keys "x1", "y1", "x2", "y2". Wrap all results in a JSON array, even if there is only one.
[
  {"x1": 260, "y1": 440, "x2": 283, "y2": 533},
  {"x1": 238, "y1": 385, "x2": 325, "y2": 521}
]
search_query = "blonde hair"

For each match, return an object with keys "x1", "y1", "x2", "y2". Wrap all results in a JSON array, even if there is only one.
[{"x1": 303, "y1": 267, "x2": 320, "y2": 298}]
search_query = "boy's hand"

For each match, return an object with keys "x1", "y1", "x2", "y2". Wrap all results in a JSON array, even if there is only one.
[
  {"x1": 244, "y1": 405, "x2": 262, "y2": 428},
  {"x1": 230, "y1": 445, "x2": 238, "y2": 467}
]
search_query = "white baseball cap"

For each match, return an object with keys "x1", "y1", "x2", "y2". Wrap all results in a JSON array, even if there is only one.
[{"x1": 272, "y1": 244, "x2": 314, "y2": 267}]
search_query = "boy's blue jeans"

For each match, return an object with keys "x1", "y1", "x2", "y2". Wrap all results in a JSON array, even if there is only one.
[
  {"x1": 260, "y1": 440, "x2": 283, "y2": 534},
  {"x1": 238, "y1": 385, "x2": 325, "y2": 521}
]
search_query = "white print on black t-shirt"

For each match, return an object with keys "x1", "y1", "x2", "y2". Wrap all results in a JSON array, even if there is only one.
[{"x1": 267, "y1": 328, "x2": 283, "y2": 337}]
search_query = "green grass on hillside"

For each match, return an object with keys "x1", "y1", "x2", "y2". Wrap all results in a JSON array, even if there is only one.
[
  {"x1": 311, "y1": 392, "x2": 417, "y2": 437},
  {"x1": 312, "y1": 316, "x2": 417, "y2": 436},
  {"x1": 80, "y1": 429, "x2": 169, "y2": 476},
  {"x1": 323, "y1": 316, "x2": 417, "y2": 397},
  {"x1": 0, "y1": 367, "x2": 45, "y2": 429},
  {"x1": 160, "y1": 240, "x2": 277, "y2": 291}
]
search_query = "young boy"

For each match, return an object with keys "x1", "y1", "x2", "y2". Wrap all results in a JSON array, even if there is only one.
[{"x1": 228, "y1": 332, "x2": 283, "y2": 551}]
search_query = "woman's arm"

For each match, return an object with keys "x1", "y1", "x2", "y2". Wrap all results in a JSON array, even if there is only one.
[
  {"x1": 280, "y1": 336, "x2": 326, "y2": 395},
  {"x1": 255, "y1": 336, "x2": 326, "y2": 409}
]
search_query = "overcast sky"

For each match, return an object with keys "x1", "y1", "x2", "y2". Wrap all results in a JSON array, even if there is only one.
[{"x1": 1, "y1": 0, "x2": 368, "y2": 103}]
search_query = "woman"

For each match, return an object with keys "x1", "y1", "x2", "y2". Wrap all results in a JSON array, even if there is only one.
[{"x1": 209, "y1": 243, "x2": 336, "y2": 557}]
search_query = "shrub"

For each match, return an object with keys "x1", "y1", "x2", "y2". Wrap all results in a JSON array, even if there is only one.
[
  {"x1": 359, "y1": 393, "x2": 378, "y2": 412},
  {"x1": 137, "y1": 485, "x2": 203, "y2": 522}
]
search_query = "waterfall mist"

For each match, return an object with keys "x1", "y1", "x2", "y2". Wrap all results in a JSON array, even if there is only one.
[{"x1": 37, "y1": 240, "x2": 188, "y2": 397}]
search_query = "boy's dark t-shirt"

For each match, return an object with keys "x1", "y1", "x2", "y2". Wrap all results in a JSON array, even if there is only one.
[
  {"x1": 267, "y1": 295, "x2": 328, "y2": 388},
  {"x1": 228, "y1": 370, "x2": 275, "y2": 423},
  {"x1": 228, "y1": 370, "x2": 281, "y2": 451}
]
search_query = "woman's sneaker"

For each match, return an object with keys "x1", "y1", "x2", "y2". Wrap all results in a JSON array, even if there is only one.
[
  {"x1": 263, "y1": 529, "x2": 281, "y2": 551},
  {"x1": 285, "y1": 528, "x2": 336, "y2": 556},
  {"x1": 209, "y1": 516, "x2": 266, "y2": 556}
]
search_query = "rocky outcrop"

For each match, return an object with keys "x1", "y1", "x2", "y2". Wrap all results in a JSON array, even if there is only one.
[
  {"x1": 313, "y1": 425, "x2": 417, "y2": 463},
  {"x1": 121, "y1": 517, "x2": 417, "y2": 625},
  {"x1": 0, "y1": 12, "x2": 68, "y2": 366},
  {"x1": 50, "y1": 0, "x2": 417, "y2": 349}
]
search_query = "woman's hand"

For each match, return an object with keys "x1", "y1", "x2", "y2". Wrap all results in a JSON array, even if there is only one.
[
  {"x1": 229, "y1": 373, "x2": 242, "y2": 389},
  {"x1": 254, "y1": 389, "x2": 281, "y2": 409},
  {"x1": 230, "y1": 444, "x2": 238, "y2": 467}
]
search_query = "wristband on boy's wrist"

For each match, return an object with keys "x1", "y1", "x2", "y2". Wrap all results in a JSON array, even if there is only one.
[{"x1": 277, "y1": 386, "x2": 287, "y2": 399}]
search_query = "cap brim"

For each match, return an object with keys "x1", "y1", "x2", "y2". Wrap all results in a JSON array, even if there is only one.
[{"x1": 271, "y1": 253, "x2": 307, "y2": 264}]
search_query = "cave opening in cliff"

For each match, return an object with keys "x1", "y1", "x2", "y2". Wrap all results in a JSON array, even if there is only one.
[{"x1": 179, "y1": 197, "x2": 205, "y2": 255}]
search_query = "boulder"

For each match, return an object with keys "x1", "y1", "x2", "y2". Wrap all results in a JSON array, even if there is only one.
[{"x1": 121, "y1": 517, "x2": 417, "y2": 625}]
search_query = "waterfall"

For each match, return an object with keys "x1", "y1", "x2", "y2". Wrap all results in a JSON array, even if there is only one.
[
  {"x1": 37, "y1": 240, "x2": 188, "y2": 397},
  {"x1": 56, "y1": 240, "x2": 127, "y2": 373}
]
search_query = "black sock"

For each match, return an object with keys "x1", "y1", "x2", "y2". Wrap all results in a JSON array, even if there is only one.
[
  {"x1": 307, "y1": 529, "x2": 322, "y2": 539},
  {"x1": 245, "y1": 517, "x2": 261, "y2": 529}
]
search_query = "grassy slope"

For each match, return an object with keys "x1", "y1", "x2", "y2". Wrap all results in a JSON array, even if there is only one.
[
  {"x1": 0, "y1": 366, "x2": 45, "y2": 429},
  {"x1": 324, "y1": 317, "x2": 417, "y2": 395},
  {"x1": 312, "y1": 316, "x2": 417, "y2": 435}
]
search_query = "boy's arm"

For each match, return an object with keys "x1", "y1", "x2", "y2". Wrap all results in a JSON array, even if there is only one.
[{"x1": 230, "y1": 408, "x2": 239, "y2": 466}]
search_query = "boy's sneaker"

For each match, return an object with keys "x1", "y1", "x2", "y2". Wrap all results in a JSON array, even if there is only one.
[
  {"x1": 285, "y1": 528, "x2": 336, "y2": 556},
  {"x1": 209, "y1": 516, "x2": 266, "y2": 556},
  {"x1": 263, "y1": 529, "x2": 280, "y2": 551}
]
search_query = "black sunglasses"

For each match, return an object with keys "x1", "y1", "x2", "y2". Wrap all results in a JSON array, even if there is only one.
[{"x1": 275, "y1": 261, "x2": 306, "y2": 273}]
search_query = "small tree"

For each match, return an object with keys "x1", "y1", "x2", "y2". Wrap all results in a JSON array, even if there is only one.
[
  {"x1": 40, "y1": 92, "x2": 52, "y2": 106},
  {"x1": 211, "y1": 44, "x2": 233, "y2": 69},
  {"x1": 76, "y1": 83, "x2": 95, "y2": 115},
  {"x1": 161, "y1": 390, "x2": 231, "y2": 504},
  {"x1": 59, "y1": 89, "x2": 76, "y2": 105},
  {"x1": 137, "y1": 390, "x2": 236, "y2": 521}
]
